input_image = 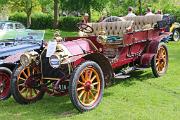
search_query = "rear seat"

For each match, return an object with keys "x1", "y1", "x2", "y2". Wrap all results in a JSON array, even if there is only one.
[
  {"x1": 86, "y1": 15, "x2": 162, "y2": 37},
  {"x1": 124, "y1": 15, "x2": 163, "y2": 30},
  {"x1": 85, "y1": 15, "x2": 162, "y2": 45},
  {"x1": 87, "y1": 21, "x2": 134, "y2": 37}
]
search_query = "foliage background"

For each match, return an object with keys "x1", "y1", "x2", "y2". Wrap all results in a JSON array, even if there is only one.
[{"x1": 1, "y1": 0, "x2": 179, "y2": 30}]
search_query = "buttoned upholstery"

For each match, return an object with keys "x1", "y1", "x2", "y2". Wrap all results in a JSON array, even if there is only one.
[
  {"x1": 87, "y1": 21, "x2": 134, "y2": 37},
  {"x1": 124, "y1": 15, "x2": 163, "y2": 30}
]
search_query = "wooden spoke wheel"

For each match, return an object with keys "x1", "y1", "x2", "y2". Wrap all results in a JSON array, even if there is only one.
[
  {"x1": 69, "y1": 61, "x2": 104, "y2": 112},
  {"x1": 11, "y1": 66, "x2": 45, "y2": 104},
  {"x1": 77, "y1": 67, "x2": 101, "y2": 106},
  {"x1": 0, "y1": 67, "x2": 12, "y2": 100},
  {"x1": 151, "y1": 43, "x2": 168, "y2": 77}
]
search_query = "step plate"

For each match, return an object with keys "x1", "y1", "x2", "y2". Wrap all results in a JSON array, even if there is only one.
[{"x1": 114, "y1": 75, "x2": 130, "y2": 79}]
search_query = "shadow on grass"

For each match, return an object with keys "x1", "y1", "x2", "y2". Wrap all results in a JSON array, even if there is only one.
[
  {"x1": 112, "y1": 70, "x2": 154, "y2": 87},
  {"x1": 111, "y1": 70, "x2": 180, "y2": 98},
  {"x1": 0, "y1": 70, "x2": 155, "y2": 119},
  {"x1": 0, "y1": 95, "x2": 79, "y2": 119},
  {"x1": 1, "y1": 91, "x2": 113, "y2": 119}
]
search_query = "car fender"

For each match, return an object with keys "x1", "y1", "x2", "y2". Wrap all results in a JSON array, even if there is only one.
[
  {"x1": 0, "y1": 63, "x2": 17, "y2": 72},
  {"x1": 62, "y1": 52, "x2": 113, "y2": 86},
  {"x1": 83, "y1": 53, "x2": 113, "y2": 86},
  {"x1": 2, "y1": 52, "x2": 23, "y2": 64},
  {"x1": 140, "y1": 40, "x2": 158, "y2": 67},
  {"x1": 140, "y1": 33, "x2": 170, "y2": 67},
  {"x1": 170, "y1": 22, "x2": 180, "y2": 32}
]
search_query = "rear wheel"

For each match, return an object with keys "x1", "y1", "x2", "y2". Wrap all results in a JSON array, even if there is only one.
[
  {"x1": 151, "y1": 43, "x2": 168, "y2": 77},
  {"x1": 69, "y1": 61, "x2": 104, "y2": 112},
  {"x1": 11, "y1": 65, "x2": 45, "y2": 104},
  {"x1": 0, "y1": 67, "x2": 12, "y2": 100},
  {"x1": 173, "y1": 29, "x2": 180, "y2": 42}
]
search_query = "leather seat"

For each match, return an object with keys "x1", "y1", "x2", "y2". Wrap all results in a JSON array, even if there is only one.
[
  {"x1": 124, "y1": 15, "x2": 163, "y2": 30},
  {"x1": 87, "y1": 21, "x2": 134, "y2": 37}
]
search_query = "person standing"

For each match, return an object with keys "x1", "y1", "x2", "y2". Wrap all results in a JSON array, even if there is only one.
[
  {"x1": 79, "y1": 13, "x2": 89, "y2": 37},
  {"x1": 126, "y1": 7, "x2": 136, "y2": 17},
  {"x1": 156, "y1": 10, "x2": 163, "y2": 15},
  {"x1": 82, "y1": 13, "x2": 89, "y2": 24},
  {"x1": 145, "y1": 8, "x2": 155, "y2": 16}
]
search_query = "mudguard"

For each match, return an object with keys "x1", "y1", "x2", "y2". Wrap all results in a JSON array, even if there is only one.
[
  {"x1": 83, "y1": 53, "x2": 113, "y2": 86},
  {"x1": 140, "y1": 32, "x2": 171, "y2": 67},
  {"x1": 60, "y1": 40, "x2": 113, "y2": 85},
  {"x1": 3, "y1": 52, "x2": 23, "y2": 64},
  {"x1": 170, "y1": 22, "x2": 180, "y2": 32}
]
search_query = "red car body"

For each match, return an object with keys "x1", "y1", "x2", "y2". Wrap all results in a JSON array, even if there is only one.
[{"x1": 11, "y1": 15, "x2": 171, "y2": 112}]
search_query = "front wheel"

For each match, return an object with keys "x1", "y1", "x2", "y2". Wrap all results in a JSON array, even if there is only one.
[
  {"x1": 69, "y1": 61, "x2": 104, "y2": 112},
  {"x1": 173, "y1": 29, "x2": 180, "y2": 42},
  {"x1": 11, "y1": 65, "x2": 45, "y2": 104},
  {"x1": 151, "y1": 43, "x2": 168, "y2": 77},
  {"x1": 0, "y1": 67, "x2": 12, "y2": 100}
]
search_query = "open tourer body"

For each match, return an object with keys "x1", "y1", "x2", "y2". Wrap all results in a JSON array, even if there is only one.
[{"x1": 11, "y1": 15, "x2": 171, "y2": 112}]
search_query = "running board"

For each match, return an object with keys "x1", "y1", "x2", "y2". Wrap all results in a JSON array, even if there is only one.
[
  {"x1": 135, "y1": 68, "x2": 146, "y2": 70},
  {"x1": 114, "y1": 74, "x2": 130, "y2": 79},
  {"x1": 114, "y1": 66, "x2": 137, "y2": 79}
]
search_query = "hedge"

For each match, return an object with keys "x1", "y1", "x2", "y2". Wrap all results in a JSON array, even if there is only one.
[
  {"x1": 163, "y1": 9, "x2": 180, "y2": 23},
  {"x1": 59, "y1": 16, "x2": 81, "y2": 31},
  {"x1": 9, "y1": 12, "x2": 27, "y2": 26},
  {"x1": 9, "y1": 12, "x2": 81, "y2": 31},
  {"x1": 31, "y1": 13, "x2": 53, "y2": 29},
  {"x1": 9, "y1": 10, "x2": 180, "y2": 31}
]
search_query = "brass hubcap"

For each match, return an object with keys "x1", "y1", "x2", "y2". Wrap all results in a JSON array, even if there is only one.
[
  {"x1": 156, "y1": 46, "x2": 167, "y2": 73},
  {"x1": 84, "y1": 81, "x2": 92, "y2": 92},
  {"x1": 17, "y1": 67, "x2": 42, "y2": 100},
  {"x1": 77, "y1": 67, "x2": 101, "y2": 106}
]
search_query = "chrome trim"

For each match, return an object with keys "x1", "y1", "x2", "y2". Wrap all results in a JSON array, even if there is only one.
[{"x1": 43, "y1": 77, "x2": 60, "y2": 81}]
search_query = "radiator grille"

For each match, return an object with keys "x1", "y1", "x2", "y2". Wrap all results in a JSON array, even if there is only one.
[{"x1": 40, "y1": 50, "x2": 65, "y2": 79}]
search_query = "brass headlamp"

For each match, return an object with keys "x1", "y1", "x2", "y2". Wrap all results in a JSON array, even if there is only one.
[{"x1": 20, "y1": 51, "x2": 39, "y2": 67}]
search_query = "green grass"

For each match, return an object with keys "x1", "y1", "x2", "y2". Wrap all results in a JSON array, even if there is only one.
[
  {"x1": 0, "y1": 40, "x2": 180, "y2": 120},
  {"x1": 44, "y1": 29, "x2": 78, "y2": 40}
]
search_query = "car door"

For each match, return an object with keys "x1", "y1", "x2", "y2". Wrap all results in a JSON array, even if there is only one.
[
  {"x1": 3, "y1": 23, "x2": 16, "y2": 40},
  {"x1": 0, "y1": 22, "x2": 6, "y2": 40},
  {"x1": 15, "y1": 23, "x2": 28, "y2": 39}
]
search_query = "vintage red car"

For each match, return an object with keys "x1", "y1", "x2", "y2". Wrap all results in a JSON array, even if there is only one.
[{"x1": 11, "y1": 15, "x2": 170, "y2": 112}]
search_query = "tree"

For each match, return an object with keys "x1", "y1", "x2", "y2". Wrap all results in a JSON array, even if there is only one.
[
  {"x1": 0, "y1": 0, "x2": 8, "y2": 4},
  {"x1": 0, "y1": 0, "x2": 8, "y2": 12},
  {"x1": 138, "y1": 0, "x2": 142, "y2": 15},
  {"x1": 53, "y1": 0, "x2": 59, "y2": 29},
  {"x1": 7, "y1": 0, "x2": 38, "y2": 28},
  {"x1": 0, "y1": 0, "x2": 10, "y2": 20},
  {"x1": 23, "y1": 0, "x2": 33, "y2": 28},
  {"x1": 61, "y1": 0, "x2": 108, "y2": 21},
  {"x1": 104, "y1": 0, "x2": 134, "y2": 16},
  {"x1": 38, "y1": 0, "x2": 53, "y2": 13}
]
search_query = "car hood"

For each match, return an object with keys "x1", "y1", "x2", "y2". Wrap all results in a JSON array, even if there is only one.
[{"x1": 60, "y1": 39, "x2": 97, "y2": 56}]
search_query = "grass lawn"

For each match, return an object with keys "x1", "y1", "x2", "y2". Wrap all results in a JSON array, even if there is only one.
[
  {"x1": 44, "y1": 29, "x2": 78, "y2": 40},
  {"x1": 0, "y1": 34, "x2": 180, "y2": 120}
]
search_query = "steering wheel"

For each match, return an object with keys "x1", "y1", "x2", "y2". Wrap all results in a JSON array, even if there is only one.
[{"x1": 77, "y1": 23, "x2": 94, "y2": 33}]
